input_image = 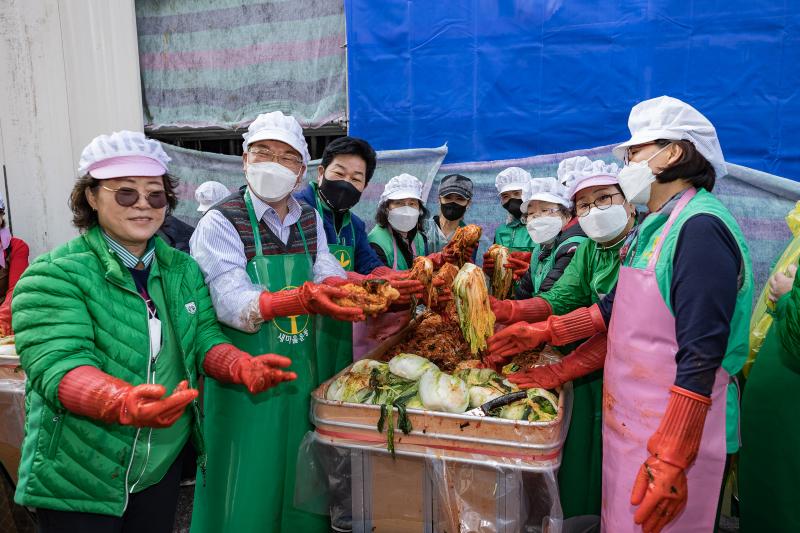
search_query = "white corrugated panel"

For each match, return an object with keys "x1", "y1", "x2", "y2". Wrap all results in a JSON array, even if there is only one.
[{"x1": 0, "y1": 0, "x2": 143, "y2": 257}]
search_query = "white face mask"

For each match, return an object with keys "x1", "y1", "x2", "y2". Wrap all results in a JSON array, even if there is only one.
[
  {"x1": 387, "y1": 205, "x2": 419, "y2": 232},
  {"x1": 617, "y1": 144, "x2": 670, "y2": 205},
  {"x1": 579, "y1": 204, "x2": 630, "y2": 243},
  {"x1": 526, "y1": 215, "x2": 563, "y2": 244},
  {"x1": 246, "y1": 162, "x2": 299, "y2": 202}
]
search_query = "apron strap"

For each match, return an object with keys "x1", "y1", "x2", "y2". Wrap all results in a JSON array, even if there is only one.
[
  {"x1": 243, "y1": 190, "x2": 265, "y2": 258},
  {"x1": 296, "y1": 218, "x2": 313, "y2": 269},
  {"x1": 391, "y1": 234, "x2": 399, "y2": 270},
  {"x1": 646, "y1": 187, "x2": 697, "y2": 270}
]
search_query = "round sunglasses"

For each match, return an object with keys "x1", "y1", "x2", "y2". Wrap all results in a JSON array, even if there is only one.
[{"x1": 101, "y1": 185, "x2": 168, "y2": 209}]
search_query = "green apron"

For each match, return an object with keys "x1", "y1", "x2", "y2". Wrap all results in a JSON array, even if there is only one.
[
  {"x1": 739, "y1": 261, "x2": 800, "y2": 532},
  {"x1": 191, "y1": 192, "x2": 328, "y2": 533},
  {"x1": 313, "y1": 185, "x2": 355, "y2": 384},
  {"x1": 530, "y1": 236, "x2": 586, "y2": 295}
]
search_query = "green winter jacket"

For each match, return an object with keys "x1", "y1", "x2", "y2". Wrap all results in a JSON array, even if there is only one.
[
  {"x1": 12, "y1": 225, "x2": 228, "y2": 515},
  {"x1": 541, "y1": 236, "x2": 626, "y2": 315}
]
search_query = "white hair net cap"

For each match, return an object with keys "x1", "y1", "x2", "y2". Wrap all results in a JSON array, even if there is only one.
[
  {"x1": 495, "y1": 167, "x2": 532, "y2": 194},
  {"x1": 195, "y1": 181, "x2": 230, "y2": 212},
  {"x1": 612, "y1": 96, "x2": 727, "y2": 179},
  {"x1": 521, "y1": 177, "x2": 571, "y2": 213},
  {"x1": 242, "y1": 111, "x2": 310, "y2": 164},
  {"x1": 558, "y1": 156, "x2": 620, "y2": 199},
  {"x1": 77, "y1": 131, "x2": 170, "y2": 178},
  {"x1": 380, "y1": 173, "x2": 424, "y2": 203}
]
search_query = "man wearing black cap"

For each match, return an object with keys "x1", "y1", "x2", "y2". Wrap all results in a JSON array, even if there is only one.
[{"x1": 424, "y1": 173, "x2": 474, "y2": 254}]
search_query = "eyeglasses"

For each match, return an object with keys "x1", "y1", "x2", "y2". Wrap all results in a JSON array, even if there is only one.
[
  {"x1": 575, "y1": 193, "x2": 624, "y2": 217},
  {"x1": 624, "y1": 142, "x2": 670, "y2": 164},
  {"x1": 247, "y1": 148, "x2": 304, "y2": 170},
  {"x1": 521, "y1": 207, "x2": 562, "y2": 223},
  {"x1": 101, "y1": 185, "x2": 168, "y2": 209}
]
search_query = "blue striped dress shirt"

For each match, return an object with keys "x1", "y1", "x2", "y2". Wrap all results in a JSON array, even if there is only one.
[{"x1": 190, "y1": 189, "x2": 346, "y2": 332}]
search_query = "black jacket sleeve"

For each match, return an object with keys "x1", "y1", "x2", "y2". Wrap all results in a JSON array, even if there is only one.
[
  {"x1": 370, "y1": 243, "x2": 390, "y2": 267},
  {"x1": 539, "y1": 241, "x2": 580, "y2": 293},
  {"x1": 671, "y1": 214, "x2": 741, "y2": 396},
  {"x1": 514, "y1": 270, "x2": 534, "y2": 300}
]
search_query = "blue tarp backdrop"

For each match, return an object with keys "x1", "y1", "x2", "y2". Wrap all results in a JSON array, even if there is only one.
[{"x1": 345, "y1": 0, "x2": 800, "y2": 179}]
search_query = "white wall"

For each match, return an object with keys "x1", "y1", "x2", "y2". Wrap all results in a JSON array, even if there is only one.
[{"x1": 0, "y1": 0, "x2": 143, "y2": 258}]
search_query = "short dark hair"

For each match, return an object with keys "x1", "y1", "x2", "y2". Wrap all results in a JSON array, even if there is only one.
[
  {"x1": 375, "y1": 201, "x2": 429, "y2": 233},
  {"x1": 653, "y1": 139, "x2": 716, "y2": 192},
  {"x1": 320, "y1": 136, "x2": 377, "y2": 183},
  {"x1": 69, "y1": 174, "x2": 179, "y2": 231}
]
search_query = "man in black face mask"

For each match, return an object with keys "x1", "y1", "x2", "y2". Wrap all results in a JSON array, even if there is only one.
[
  {"x1": 295, "y1": 136, "x2": 423, "y2": 380},
  {"x1": 423, "y1": 174, "x2": 474, "y2": 254},
  {"x1": 492, "y1": 166, "x2": 535, "y2": 252},
  {"x1": 296, "y1": 136, "x2": 384, "y2": 275}
]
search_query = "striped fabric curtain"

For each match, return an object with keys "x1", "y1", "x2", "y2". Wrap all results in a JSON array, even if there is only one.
[{"x1": 136, "y1": 0, "x2": 347, "y2": 131}]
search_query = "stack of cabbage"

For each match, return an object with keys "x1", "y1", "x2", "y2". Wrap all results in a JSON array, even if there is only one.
[{"x1": 326, "y1": 354, "x2": 559, "y2": 453}]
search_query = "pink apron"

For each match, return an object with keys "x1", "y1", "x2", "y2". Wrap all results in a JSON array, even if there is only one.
[
  {"x1": 601, "y1": 188, "x2": 728, "y2": 532},
  {"x1": 352, "y1": 234, "x2": 419, "y2": 360}
]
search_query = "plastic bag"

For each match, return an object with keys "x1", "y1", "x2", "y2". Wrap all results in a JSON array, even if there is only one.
[
  {"x1": 295, "y1": 383, "x2": 573, "y2": 532},
  {"x1": 745, "y1": 201, "x2": 800, "y2": 376},
  {"x1": 296, "y1": 432, "x2": 564, "y2": 532}
]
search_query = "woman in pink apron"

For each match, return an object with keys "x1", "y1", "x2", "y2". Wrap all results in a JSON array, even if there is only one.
[{"x1": 487, "y1": 96, "x2": 752, "y2": 533}]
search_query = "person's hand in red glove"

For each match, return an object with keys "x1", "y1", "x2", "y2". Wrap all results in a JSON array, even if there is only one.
[
  {"x1": 506, "y1": 333, "x2": 607, "y2": 388},
  {"x1": 489, "y1": 296, "x2": 552, "y2": 325},
  {"x1": 487, "y1": 304, "x2": 606, "y2": 362},
  {"x1": 58, "y1": 366, "x2": 198, "y2": 428},
  {"x1": 259, "y1": 281, "x2": 365, "y2": 322},
  {"x1": 370, "y1": 266, "x2": 424, "y2": 306},
  {"x1": 442, "y1": 240, "x2": 478, "y2": 267},
  {"x1": 433, "y1": 276, "x2": 452, "y2": 307},
  {"x1": 631, "y1": 457, "x2": 687, "y2": 533},
  {"x1": 505, "y1": 252, "x2": 532, "y2": 280},
  {"x1": 203, "y1": 343, "x2": 296, "y2": 394},
  {"x1": 630, "y1": 386, "x2": 711, "y2": 532},
  {"x1": 483, "y1": 251, "x2": 530, "y2": 280}
]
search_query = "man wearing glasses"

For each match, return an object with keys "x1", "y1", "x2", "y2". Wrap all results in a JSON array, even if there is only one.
[{"x1": 189, "y1": 111, "x2": 364, "y2": 533}]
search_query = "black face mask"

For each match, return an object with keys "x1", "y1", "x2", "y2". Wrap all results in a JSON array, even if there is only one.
[
  {"x1": 440, "y1": 202, "x2": 467, "y2": 221},
  {"x1": 318, "y1": 177, "x2": 362, "y2": 212},
  {"x1": 502, "y1": 198, "x2": 523, "y2": 219}
]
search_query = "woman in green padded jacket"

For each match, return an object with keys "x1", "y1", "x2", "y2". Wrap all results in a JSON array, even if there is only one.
[{"x1": 12, "y1": 131, "x2": 294, "y2": 532}]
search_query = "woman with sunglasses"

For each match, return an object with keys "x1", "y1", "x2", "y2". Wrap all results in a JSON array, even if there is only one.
[
  {"x1": 11, "y1": 131, "x2": 295, "y2": 532},
  {"x1": 488, "y1": 156, "x2": 635, "y2": 519},
  {"x1": 487, "y1": 97, "x2": 752, "y2": 532}
]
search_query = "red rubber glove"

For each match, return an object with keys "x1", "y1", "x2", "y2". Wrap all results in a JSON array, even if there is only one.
[
  {"x1": 631, "y1": 386, "x2": 711, "y2": 532},
  {"x1": 0, "y1": 289, "x2": 13, "y2": 336},
  {"x1": 203, "y1": 343, "x2": 296, "y2": 394},
  {"x1": 504, "y1": 333, "x2": 607, "y2": 387},
  {"x1": 483, "y1": 251, "x2": 531, "y2": 280},
  {"x1": 433, "y1": 276, "x2": 451, "y2": 307},
  {"x1": 442, "y1": 241, "x2": 477, "y2": 266},
  {"x1": 259, "y1": 282, "x2": 365, "y2": 322},
  {"x1": 487, "y1": 304, "x2": 606, "y2": 359},
  {"x1": 370, "y1": 266, "x2": 425, "y2": 305},
  {"x1": 322, "y1": 275, "x2": 351, "y2": 287},
  {"x1": 490, "y1": 296, "x2": 552, "y2": 325},
  {"x1": 427, "y1": 252, "x2": 445, "y2": 270},
  {"x1": 505, "y1": 252, "x2": 532, "y2": 280},
  {"x1": 58, "y1": 366, "x2": 198, "y2": 428}
]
